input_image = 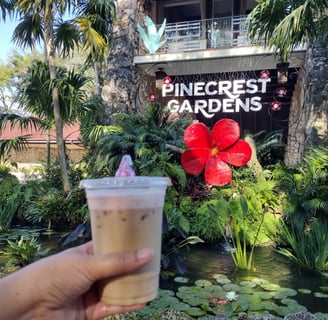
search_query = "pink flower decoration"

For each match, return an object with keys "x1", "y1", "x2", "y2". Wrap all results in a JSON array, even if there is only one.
[
  {"x1": 147, "y1": 92, "x2": 158, "y2": 102},
  {"x1": 271, "y1": 101, "x2": 282, "y2": 111},
  {"x1": 275, "y1": 87, "x2": 287, "y2": 97},
  {"x1": 163, "y1": 76, "x2": 172, "y2": 85},
  {"x1": 181, "y1": 119, "x2": 252, "y2": 186},
  {"x1": 260, "y1": 70, "x2": 270, "y2": 79}
]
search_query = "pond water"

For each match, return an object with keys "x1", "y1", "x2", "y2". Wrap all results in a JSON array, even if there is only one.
[
  {"x1": 160, "y1": 243, "x2": 328, "y2": 314},
  {"x1": 1, "y1": 229, "x2": 328, "y2": 315}
]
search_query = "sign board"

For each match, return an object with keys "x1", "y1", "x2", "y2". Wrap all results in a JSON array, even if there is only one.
[{"x1": 161, "y1": 68, "x2": 298, "y2": 134}]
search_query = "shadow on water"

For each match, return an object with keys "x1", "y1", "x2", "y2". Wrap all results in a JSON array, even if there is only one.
[{"x1": 161, "y1": 243, "x2": 328, "y2": 314}]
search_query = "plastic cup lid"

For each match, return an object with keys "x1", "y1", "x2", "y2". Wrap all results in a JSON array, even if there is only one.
[{"x1": 81, "y1": 176, "x2": 172, "y2": 190}]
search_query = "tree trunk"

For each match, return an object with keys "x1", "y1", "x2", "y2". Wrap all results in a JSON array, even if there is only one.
[
  {"x1": 285, "y1": 34, "x2": 328, "y2": 166},
  {"x1": 303, "y1": 34, "x2": 328, "y2": 151},
  {"x1": 44, "y1": 6, "x2": 71, "y2": 192},
  {"x1": 101, "y1": 0, "x2": 141, "y2": 122}
]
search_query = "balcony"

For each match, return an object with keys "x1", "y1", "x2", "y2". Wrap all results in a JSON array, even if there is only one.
[
  {"x1": 137, "y1": 16, "x2": 252, "y2": 56},
  {"x1": 134, "y1": 16, "x2": 305, "y2": 76}
]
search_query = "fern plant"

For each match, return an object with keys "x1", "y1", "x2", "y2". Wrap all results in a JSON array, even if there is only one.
[
  {"x1": 273, "y1": 146, "x2": 328, "y2": 230},
  {"x1": 86, "y1": 103, "x2": 189, "y2": 185}
]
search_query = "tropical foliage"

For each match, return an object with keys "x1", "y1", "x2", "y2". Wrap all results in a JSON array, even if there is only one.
[
  {"x1": 1, "y1": 0, "x2": 116, "y2": 191},
  {"x1": 247, "y1": 0, "x2": 328, "y2": 61},
  {"x1": 0, "y1": 236, "x2": 50, "y2": 272},
  {"x1": 83, "y1": 102, "x2": 189, "y2": 182},
  {"x1": 274, "y1": 147, "x2": 328, "y2": 230},
  {"x1": 273, "y1": 147, "x2": 328, "y2": 270}
]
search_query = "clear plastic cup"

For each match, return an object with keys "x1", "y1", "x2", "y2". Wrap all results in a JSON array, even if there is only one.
[{"x1": 82, "y1": 176, "x2": 171, "y2": 306}]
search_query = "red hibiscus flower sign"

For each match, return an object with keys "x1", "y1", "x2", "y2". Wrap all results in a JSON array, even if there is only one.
[{"x1": 181, "y1": 119, "x2": 252, "y2": 186}]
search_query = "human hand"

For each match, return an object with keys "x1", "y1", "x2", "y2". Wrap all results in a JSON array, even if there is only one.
[{"x1": 0, "y1": 241, "x2": 153, "y2": 320}]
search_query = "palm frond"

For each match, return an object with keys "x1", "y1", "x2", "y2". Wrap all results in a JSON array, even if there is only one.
[
  {"x1": 0, "y1": 135, "x2": 29, "y2": 158},
  {"x1": 12, "y1": 14, "x2": 43, "y2": 49},
  {"x1": 54, "y1": 20, "x2": 80, "y2": 58},
  {"x1": 0, "y1": 113, "x2": 43, "y2": 132}
]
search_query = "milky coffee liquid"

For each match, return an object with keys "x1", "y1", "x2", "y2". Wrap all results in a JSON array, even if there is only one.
[{"x1": 87, "y1": 189, "x2": 165, "y2": 306}]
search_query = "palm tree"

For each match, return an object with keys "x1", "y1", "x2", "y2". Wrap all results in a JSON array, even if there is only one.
[
  {"x1": 247, "y1": 0, "x2": 328, "y2": 166},
  {"x1": 8, "y1": 0, "x2": 116, "y2": 191},
  {"x1": 16, "y1": 61, "x2": 91, "y2": 174},
  {"x1": 0, "y1": 0, "x2": 11, "y2": 21}
]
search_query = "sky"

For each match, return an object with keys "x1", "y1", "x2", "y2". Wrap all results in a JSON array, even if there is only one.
[{"x1": 0, "y1": 18, "x2": 20, "y2": 63}]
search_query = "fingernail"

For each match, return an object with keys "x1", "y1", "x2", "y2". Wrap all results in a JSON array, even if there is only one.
[{"x1": 137, "y1": 247, "x2": 153, "y2": 260}]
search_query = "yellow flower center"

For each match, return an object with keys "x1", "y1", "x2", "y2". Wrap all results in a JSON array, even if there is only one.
[{"x1": 211, "y1": 147, "x2": 218, "y2": 156}]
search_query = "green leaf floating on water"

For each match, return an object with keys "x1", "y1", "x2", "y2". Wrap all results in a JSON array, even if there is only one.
[
  {"x1": 239, "y1": 280, "x2": 256, "y2": 288},
  {"x1": 273, "y1": 288, "x2": 297, "y2": 299},
  {"x1": 314, "y1": 292, "x2": 328, "y2": 298},
  {"x1": 186, "y1": 307, "x2": 207, "y2": 317},
  {"x1": 223, "y1": 283, "x2": 241, "y2": 292},
  {"x1": 212, "y1": 274, "x2": 231, "y2": 284},
  {"x1": 260, "y1": 282, "x2": 281, "y2": 291},
  {"x1": 174, "y1": 277, "x2": 189, "y2": 283},
  {"x1": 298, "y1": 288, "x2": 312, "y2": 294},
  {"x1": 253, "y1": 291, "x2": 274, "y2": 300},
  {"x1": 195, "y1": 279, "x2": 212, "y2": 287}
]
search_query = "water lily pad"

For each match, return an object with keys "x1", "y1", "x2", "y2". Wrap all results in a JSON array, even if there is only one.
[
  {"x1": 261, "y1": 301, "x2": 279, "y2": 311},
  {"x1": 247, "y1": 276, "x2": 268, "y2": 285},
  {"x1": 194, "y1": 290, "x2": 215, "y2": 299},
  {"x1": 298, "y1": 288, "x2": 312, "y2": 294},
  {"x1": 223, "y1": 283, "x2": 241, "y2": 292},
  {"x1": 158, "y1": 289, "x2": 175, "y2": 297},
  {"x1": 178, "y1": 286, "x2": 193, "y2": 293},
  {"x1": 281, "y1": 298, "x2": 299, "y2": 306},
  {"x1": 253, "y1": 291, "x2": 274, "y2": 300},
  {"x1": 314, "y1": 292, "x2": 328, "y2": 298},
  {"x1": 186, "y1": 297, "x2": 209, "y2": 306},
  {"x1": 176, "y1": 291, "x2": 192, "y2": 300},
  {"x1": 212, "y1": 273, "x2": 229, "y2": 280},
  {"x1": 214, "y1": 277, "x2": 231, "y2": 285},
  {"x1": 249, "y1": 302, "x2": 265, "y2": 311},
  {"x1": 173, "y1": 302, "x2": 190, "y2": 312},
  {"x1": 260, "y1": 282, "x2": 281, "y2": 291},
  {"x1": 238, "y1": 286, "x2": 254, "y2": 294},
  {"x1": 195, "y1": 279, "x2": 212, "y2": 287},
  {"x1": 273, "y1": 288, "x2": 297, "y2": 299},
  {"x1": 186, "y1": 307, "x2": 207, "y2": 317},
  {"x1": 174, "y1": 277, "x2": 190, "y2": 283},
  {"x1": 239, "y1": 280, "x2": 256, "y2": 288},
  {"x1": 237, "y1": 293, "x2": 262, "y2": 304},
  {"x1": 315, "y1": 312, "x2": 328, "y2": 320},
  {"x1": 275, "y1": 303, "x2": 306, "y2": 316},
  {"x1": 231, "y1": 300, "x2": 249, "y2": 312},
  {"x1": 320, "y1": 286, "x2": 328, "y2": 292}
]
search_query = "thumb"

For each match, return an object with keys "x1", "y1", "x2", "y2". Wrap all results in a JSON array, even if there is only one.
[{"x1": 85, "y1": 247, "x2": 154, "y2": 281}]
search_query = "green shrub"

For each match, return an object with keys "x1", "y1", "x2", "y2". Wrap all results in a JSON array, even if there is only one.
[
  {"x1": 24, "y1": 188, "x2": 88, "y2": 231},
  {"x1": 273, "y1": 146, "x2": 328, "y2": 230},
  {"x1": 0, "y1": 236, "x2": 50, "y2": 272}
]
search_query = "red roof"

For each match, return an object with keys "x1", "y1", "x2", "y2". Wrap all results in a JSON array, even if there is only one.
[{"x1": 0, "y1": 123, "x2": 81, "y2": 144}]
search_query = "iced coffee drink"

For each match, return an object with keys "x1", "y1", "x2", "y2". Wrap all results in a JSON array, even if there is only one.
[{"x1": 82, "y1": 176, "x2": 170, "y2": 306}]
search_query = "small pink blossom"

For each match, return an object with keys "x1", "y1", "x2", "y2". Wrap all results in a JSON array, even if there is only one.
[
  {"x1": 271, "y1": 101, "x2": 282, "y2": 111},
  {"x1": 147, "y1": 92, "x2": 158, "y2": 102},
  {"x1": 275, "y1": 87, "x2": 287, "y2": 97},
  {"x1": 260, "y1": 70, "x2": 270, "y2": 79}
]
